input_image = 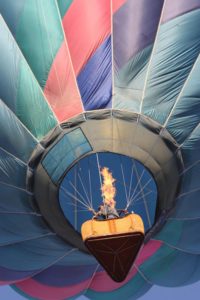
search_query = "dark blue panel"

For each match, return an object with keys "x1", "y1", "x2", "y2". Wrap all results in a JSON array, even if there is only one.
[
  {"x1": 114, "y1": 0, "x2": 164, "y2": 69},
  {"x1": 77, "y1": 36, "x2": 112, "y2": 110}
]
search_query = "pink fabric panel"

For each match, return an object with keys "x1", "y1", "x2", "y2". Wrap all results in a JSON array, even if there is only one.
[
  {"x1": 62, "y1": 0, "x2": 111, "y2": 76},
  {"x1": 15, "y1": 277, "x2": 91, "y2": 300}
]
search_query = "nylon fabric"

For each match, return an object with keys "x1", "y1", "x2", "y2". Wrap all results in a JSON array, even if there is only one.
[
  {"x1": 0, "y1": 100, "x2": 37, "y2": 161},
  {"x1": 42, "y1": 128, "x2": 92, "y2": 183},
  {"x1": 0, "y1": 214, "x2": 52, "y2": 247},
  {"x1": 1, "y1": 1, "x2": 200, "y2": 299},
  {"x1": 166, "y1": 55, "x2": 200, "y2": 144},
  {"x1": 162, "y1": 0, "x2": 200, "y2": 24},
  {"x1": 0, "y1": 149, "x2": 27, "y2": 188},
  {"x1": 0, "y1": 1, "x2": 83, "y2": 122},
  {"x1": 57, "y1": 0, "x2": 73, "y2": 18},
  {"x1": 77, "y1": 37, "x2": 112, "y2": 110},
  {"x1": 139, "y1": 244, "x2": 200, "y2": 286},
  {"x1": 0, "y1": 236, "x2": 73, "y2": 271},
  {"x1": 0, "y1": 184, "x2": 34, "y2": 214},
  {"x1": 62, "y1": 0, "x2": 111, "y2": 76},
  {"x1": 114, "y1": 46, "x2": 152, "y2": 112},
  {"x1": 142, "y1": 10, "x2": 200, "y2": 124},
  {"x1": 154, "y1": 219, "x2": 200, "y2": 254},
  {"x1": 171, "y1": 125, "x2": 200, "y2": 219},
  {"x1": 113, "y1": 0, "x2": 164, "y2": 70},
  {"x1": 0, "y1": 17, "x2": 57, "y2": 139}
]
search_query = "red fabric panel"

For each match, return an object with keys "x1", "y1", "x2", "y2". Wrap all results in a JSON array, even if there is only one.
[
  {"x1": 62, "y1": 0, "x2": 111, "y2": 75},
  {"x1": 44, "y1": 42, "x2": 83, "y2": 122}
]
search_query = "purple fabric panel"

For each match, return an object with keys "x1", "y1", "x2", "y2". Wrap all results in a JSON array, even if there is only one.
[
  {"x1": 162, "y1": 0, "x2": 200, "y2": 23},
  {"x1": 0, "y1": 266, "x2": 34, "y2": 282},
  {"x1": 113, "y1": 0, "x2": 164, "y2": 69},
  {"x1": 33, "y1": 264, "x2": 97, "y2": 287}
]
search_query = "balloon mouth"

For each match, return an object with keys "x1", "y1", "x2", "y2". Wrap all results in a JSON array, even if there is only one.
[
  {"x1": 27, "y1": 109, "x2": 183, "y2": 252},
  {"x1": 59, "y1": 152, "x2": 158, "y2": 234}
]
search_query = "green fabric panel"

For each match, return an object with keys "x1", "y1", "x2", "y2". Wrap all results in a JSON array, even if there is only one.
[
  {"x1": 57, "y1": 0, "x2": 74, "y2": 18},
  {"x1": 155, "y1": 219, "x2": 182, "y2": 246},
  {"x1": 85, "y1": 273, "x2": 151, "y2": 300},
  {"x1": 139, "y1": 244, "x2": 175, "y2": 282},
  {"x1": 16, "y1": 0, "x2": 63, "y2": 88},
  {"x1": 17, "y1": 58, "x2": 57, "y2": 139}
]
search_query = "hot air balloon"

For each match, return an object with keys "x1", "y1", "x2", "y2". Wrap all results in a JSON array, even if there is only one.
[{"x1": 1, "y1": 0, "x2": 200, "y2": 299}]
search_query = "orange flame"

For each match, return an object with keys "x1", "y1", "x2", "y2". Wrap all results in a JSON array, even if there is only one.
[{"x1": 101, "y1": 167, "x2": 116, "y2": 207}]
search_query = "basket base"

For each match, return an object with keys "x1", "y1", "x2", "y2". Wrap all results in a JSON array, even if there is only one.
[{"x1": 85, "y1": 232, "x2": 144, "y2": 282}]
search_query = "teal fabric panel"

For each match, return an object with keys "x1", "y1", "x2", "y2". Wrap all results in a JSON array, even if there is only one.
[
  {"x1": 166, "y1": 55, "x2": 200, "y2": 144},
  {"x1": 0, "y1": 17, "x2": 57, "y2": 140},
  {"x1": 42, "y1": 128, "x2": 92, "y2": 183},
  {"x1": 142, "y1": 10, "x2": 200, "y2": 124},
  {"x1": 114, "y1": 45, "x2": 152, "y2": 112},
  {"x1": 155, "y1": 219, "x2": 200, "y2": 254},
  {"x1": 140, "y1": 244, "x2": 200, "y2": 286},
  {"x1": 86, "y1": 272, "x2": 151, "y2": 300},
  {"x1": 57, "y1": 0, "x2": 73, "y2": 18}
]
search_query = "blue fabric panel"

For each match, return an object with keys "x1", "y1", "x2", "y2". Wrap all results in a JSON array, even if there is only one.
[
  {"x1": 42, "y1": 128, "x2": 92, "y2": 183},
  {"x1": 33, "y1": 264, "x2": 97, "y2": 287},
  {"x1": 57, "y1": 249, "x2": 95, "y2": 266},
  {"x1": 181, "y1": 124, "x2": 200, "y2": 168},
  {"x1": 0, "y1": 235, "x2": 70, "y2": 271},
  {"x1": 166, "y1": 55, "x2": 200, "y2": 144},
  {"x1": 142, "y1": 10, "x2": 200, "y2": 125},
  {"x1": 0, "y1": 100, "x2": 37, "y2": 162},
  {"x1": 0, "y1": 235, "x2": 94, "y2": 273},
  {"x1": 0, "y1": 148, "x2": 27, "y2": 188},
  {"x1": 171, "y1": 125, "x2": 200, "y2": 219},
  {"x1": 0, "y1": 183, "x2": 34, "y2": 213},
  {"x1": 140, "y1": 244, "x2": 200, "y2": 286},
  {"x1": 77, "y1": 37, "x2": 112, "y2": 110},
  {"x1": 0, "y1": 265, "x2": 34, "y2": 282},
  {"x1": 0, "y1": 214, "x2": 51, "y2": 246}
]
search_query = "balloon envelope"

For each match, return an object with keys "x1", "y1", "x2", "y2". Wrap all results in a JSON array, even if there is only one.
[{"x1": 0, "y1": 1, "x2": 200, "y2": 299}]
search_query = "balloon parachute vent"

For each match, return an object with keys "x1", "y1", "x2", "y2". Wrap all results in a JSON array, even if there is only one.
[{"x1": 81, "y1": 214, "x2": 144, "y2": 282}]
